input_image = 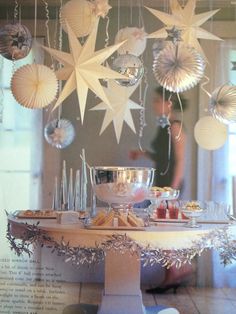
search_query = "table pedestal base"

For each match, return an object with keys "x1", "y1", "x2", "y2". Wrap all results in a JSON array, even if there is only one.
[{"x1": 63, "y1": 251, "x2": 179, "y2": 314}]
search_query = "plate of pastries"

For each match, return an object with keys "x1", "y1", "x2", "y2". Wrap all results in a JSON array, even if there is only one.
[{"x1": 87, "y1": 209, "x2": 145, "y2": 230}]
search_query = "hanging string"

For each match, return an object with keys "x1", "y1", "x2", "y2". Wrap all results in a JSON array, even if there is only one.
[
  {"x1": 138, "y1": 57, "x2": 148, "y2": 152},
  {"x1": 57, "y1": 0, "x2": 63, "y2": 121},
  {"x1": 14, "y1": 0, "x2": 19, "y2": 22},
  {"x1": 160, "y1": 125, "x2": 171, "y2": 176},
  {"x1": 19, "y1": 5, "x2": 21, "y2": 24},
  {"x1": 175, "y1": 93, "x2": 184, "y2": 141},
  {"x1": 34, "y1": 0, "x2": 37, "y2": 41},
  {"x1": 137, "y1": 0, "x2": 147, "y2": 152},
  {"x1": 117, "y1": 0, "x2": 120, "y2": 33},
  {"x1": 104, "y1": 16, "x2": 110, "y2": 48},
  {"x1": 130, "y1": 0, "x2": 133, "y2": 26},
  {"x1": 42, "y1": 0, "x2": 54, "y2": 68},
  {"x1": 201, "y1": 75, "x2": 212, "y2": 99}
]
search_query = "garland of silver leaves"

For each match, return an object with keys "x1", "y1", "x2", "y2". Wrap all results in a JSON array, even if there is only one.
[{"x1": 6, "y1": 221, "x2": 236, "y2": 269}]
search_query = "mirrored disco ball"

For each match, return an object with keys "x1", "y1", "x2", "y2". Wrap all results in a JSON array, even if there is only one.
[
  {"x1": 112, "y1": 54, "x2": 144, "y2": 86},
  {"x1": 44, "y1": 119, "x2": 75, "y2": 149},
  {"x1": 209, "y1": 85, "x2": 236, "y2": 124},
  {"x1": 0, "y1": 23, "x2": 32, "y2": 60}
]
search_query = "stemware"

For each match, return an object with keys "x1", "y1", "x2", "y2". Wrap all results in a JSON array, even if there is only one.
[{"x1": 180, "y1": 200, "x2": 205, "y2": 228}]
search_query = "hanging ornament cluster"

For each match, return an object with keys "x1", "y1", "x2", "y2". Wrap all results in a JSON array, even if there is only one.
[
  {"x1": 115, "y1": 27, "x2": 147, "y2": 57},
  {"x1": 209, "y1": 85, "x2": 236, "y2": 124},
  {"x1": 44, "y1": 119, "x2": 75, "y2": 149},
  {"x1": 0, "y1": 23, "x2": 32, "y2": 60},
  {"x1": 43, "y1": 19, "x2": 126, "y2": 123},
  {"x1": 11, "y1": 64, "x2": 58, "y2": 109},
  {"x1": 145, "y1": 0, "x2": 221, "y2": 58},
  {"x1": 111, "y1": 53, "x2": 144, "y2": 87},
  {"x1": 194, "y1": 116, "x2": 228, "y2": 150},
  {"x1": 153, "y1": 43, "x2": 205, "y2": 93},
  {"x1": 60, "y1": 0, "x2": 111, "y2": 38}
]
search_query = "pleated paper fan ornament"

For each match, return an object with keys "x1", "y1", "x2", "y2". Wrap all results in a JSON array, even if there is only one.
[
  {"x1": 194, "y1": 116, "x2": 228, "y2": 150},
  {"x1": 60, "y1": 0, "x2": 97, "y2": 37},
  {"x1": 11, "y1": 64, "x2": 58, "y2": 109},
  {"x1": 209, "y1": 85, "x2": 236, "y2": 124},
  {"x1": 153, "y1": 43, "x2": 205, "y2": 93}
]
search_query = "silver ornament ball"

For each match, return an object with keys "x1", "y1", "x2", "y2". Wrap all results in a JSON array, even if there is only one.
[
  {"x1": 112, "y1": 53, "x2": 144, "y2": 87},
  {"x1": 44, "y1": 119, "x2": 75, "y2": 149},
  {"x1": 0, "y1": 23, "x2": 32, "y2": 60}
]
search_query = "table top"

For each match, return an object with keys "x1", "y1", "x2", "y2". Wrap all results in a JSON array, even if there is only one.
[{"x1": 8, "y1": 214, "x2": 236, "y2": 250}]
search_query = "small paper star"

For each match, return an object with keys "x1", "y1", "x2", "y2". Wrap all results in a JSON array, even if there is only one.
[
  {"x1": 157, "y1": 115, "x2": 170, "y2": 128},
  {"x1": 165, "y1": 26, "x2": 182, "y2": 44},
  {"x1": 93, "y1": 0, "x2": 112, "y2": 18}
]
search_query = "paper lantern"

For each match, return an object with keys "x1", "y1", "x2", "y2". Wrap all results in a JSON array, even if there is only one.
[
  {"x1": 0, "y1": 23, "x2": 32, "y2": 60},
  {"x1": 60, "y1": 0, "x2": 97, "y2": 37},
  {"x1": 44, "y1": 119, "x2": 75, "y2": 149},
  {"x1": 209, "y1": 85, "x2": 236, "y2": 124},
  {"x1": 153, "y1": 43, "x2": 205, "y2": 93},
  {"x1": 114, "y1": 27, "x2": 147, "y2": 57},
  {"x1": 11, "y1": 64, "x2": 58, "y2": 109},
  {"x1": 112, "y1": 54, "x2": 144, "y2": 87},
  {"x1": 194, "y1": 116, "x2": 228, "y2": 150}
]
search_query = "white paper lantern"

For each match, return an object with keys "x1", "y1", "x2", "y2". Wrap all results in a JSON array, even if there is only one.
[
  {"x1": 60, "y1": 0, "x2": 97, "y2": 37},
  {"x1": 114, "y1": 27, "x2": 147, "y2": 57},
  {"x1": 11, "y1": 64, "x2": 58, "y2": 109},
  {"x1": 194, "y1": 116, "x2": 228, "y2": 150}
]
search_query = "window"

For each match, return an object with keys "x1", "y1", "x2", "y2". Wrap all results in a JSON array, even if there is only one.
[{"x1": 0, "y1": 43, "x2": 43, "y2": 211}]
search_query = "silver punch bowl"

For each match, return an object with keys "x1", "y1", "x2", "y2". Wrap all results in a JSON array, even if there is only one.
[{"x1": 90, "y1": 167, "x2": 155, "y2": 207}]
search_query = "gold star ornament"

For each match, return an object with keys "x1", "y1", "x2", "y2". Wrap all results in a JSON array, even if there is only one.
[
  {"x1": 43, "y1": 19, "x2": 126, "y2": 123},
  {"x1": 146, "y1": 0, "x2": 222, "y2": 57},
  {"x1": 90, "y1": 80, "x2": 142, "y2": 143}
]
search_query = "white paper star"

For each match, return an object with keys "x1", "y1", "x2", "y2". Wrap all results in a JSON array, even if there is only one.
[
  {"x1": 43, "y1": 19, "x2": 126, "y2": 123},
  {"x1": 90, "y1": 80, "x2": 142, "y2": 143},
  {"x1": 146, "y1": 0, "x2": 222, "y2": 57}
]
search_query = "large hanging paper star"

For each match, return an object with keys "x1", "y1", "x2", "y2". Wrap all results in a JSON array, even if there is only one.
[
  {"x1": 146, "y1": 0, "x2": 221, "y2": 57},
  {"x1": 43, "y1": 19, "x2": 126, "y2": 123},
  {"x1": 90, "y1": 80, "x2": 142, "y2": 143}
]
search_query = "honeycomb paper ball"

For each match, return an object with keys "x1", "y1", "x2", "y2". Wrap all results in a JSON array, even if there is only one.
[{"x1": 194, "y1": 116, "x2": 228, "y2": 150}]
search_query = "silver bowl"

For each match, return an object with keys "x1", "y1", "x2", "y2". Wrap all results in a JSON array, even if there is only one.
[{"x1": 90, "y1": 167, "x2": 155, "y2": 208}]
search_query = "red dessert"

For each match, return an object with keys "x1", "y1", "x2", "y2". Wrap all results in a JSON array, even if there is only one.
[{"x1": 156, "y1": 201, "x2": 167, "y2": 219}]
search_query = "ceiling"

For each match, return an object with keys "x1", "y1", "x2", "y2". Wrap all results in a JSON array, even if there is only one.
[
  {"x1": 0, "y1": 0, "x2": 235, "y2": 20},
  {"x1": 0, "y1": 0, "x2": 235, "y2": 8}
]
